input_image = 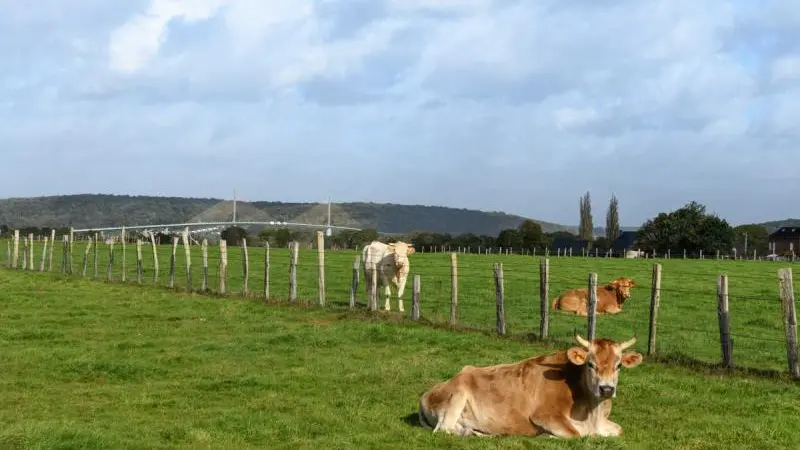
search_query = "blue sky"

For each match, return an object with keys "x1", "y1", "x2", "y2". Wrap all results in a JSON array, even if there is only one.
[{"x1": 1, "y1": 0, "x2": 799, "y2": 227}]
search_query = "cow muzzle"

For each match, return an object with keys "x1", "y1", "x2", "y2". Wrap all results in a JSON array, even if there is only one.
[{"x1": 598, "y1": 384, "x2": 616, "y2": 398}]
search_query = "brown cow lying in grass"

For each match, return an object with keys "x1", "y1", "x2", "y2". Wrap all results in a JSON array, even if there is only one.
[
  {"x1": 551, "y1": 277, "x2": 637, "y2": 316},
  {"x1": 418, "y1": 335, "x2": 643, "y2": 438}
]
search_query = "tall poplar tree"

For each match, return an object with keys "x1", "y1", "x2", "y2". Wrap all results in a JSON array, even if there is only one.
[
  {"x1": 606, "y1": 194, "x2": 620, "y2": 243},
  {"x1": 579, "y1": 191, "x2": 593, "y2": 243}
]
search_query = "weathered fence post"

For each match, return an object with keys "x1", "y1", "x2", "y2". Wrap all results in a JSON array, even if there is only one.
[
  {"x1": 93, "y1": 233, "x2": 99, "y2": 278},
  {"x1": 539, "y1": 258, "x2": 550, "y2": 340},
  {"x1": 241, "y1": 237, "x2": 249, "y2": 296},
  {"x1": 12, "y1": 229, "x2": 19, "y2": 268},
  {"x1": 263, "y1": 242, "x2": 270, "y2": 299},
  {"x1": 82, "y1": 238, "x2": 92, "y2": 277},
  {"x1": 587, "y1": 272, "x2": 598, "y2": 341},
  {"x1": 316, "y1": 231, "x2": 325, "y2": 306},
  {"x1": 169, "y1": 236, "x2": 178, "y2": 288},
  {"x1": 28, "y1": 233, "x2": 34, "y2": 270},
  {"x1": 450, "y1": 253, "x2": 458, "y2": 326},
  {"x1": 121, "y1": 228, "x2": 127, "y2": 282},
  {"x1": 201, "y1": 238, "x2": 209, "y2": 291},
  {"x1": 39, "y1": 237, "x2": 47, "y2": 272},
  {"x1": 411, "y1": 274, "x2": 420, "y2": 320},
  {"x1": 219, "y1": 239, "x2": 228, "y2": 294},
  {"x1": 60, "y1": 235, "x2": 68, "y2": 273},
  {"x1": 717, "y1": 274, "x2": 732, "y2": 369},
  {"x1": 149, "y1": 232, "x2": 158, "y2": 282},
  {"x1": 6, "y1": 240, "x2": 10, "y2": 268},
  {"x1": 350, "y1": 254, "x2": 359, "y2": 309},
  {"x1": 48, "y1": 229, "x2": 55, "y2": 271},
  {"x1": 107, "y1": 239, "x2": 115, "y2": 281},
  {"x1": 289, "y1": 241, "x2": 298, "y2": 302},
  {"x1": 647, "y1": 263, "x2": 662, "y2": 356},
  {"x1": 21, "y1": 236, "x2": 27, "y2": 270},
  {"x1": 778, "y1": 268, "x2": 799, "y2": 379},
  {"x1": 181, "y1": 227, "x2": 191, "y2": 290},
  {"x1": 136, "y1": 239, "x2": 143, "y2": 283},
  {"x1": 495, "y1": 262, "x2": 506, "y2": 335},
  {"x1": 68, "y1": 227, "x2": 74, "y2": 274}
]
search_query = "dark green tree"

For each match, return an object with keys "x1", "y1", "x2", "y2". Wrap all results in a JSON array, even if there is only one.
[
  {"x1": 579, "y1": 191, "x2": 593, "y2": 245},
  {"x1": 496, "y1": 228, "x2": 522, "y2": 248},
  {"x1": 732, "y1": 224, "x2": 769, "y2": 256},
  {"x1": 635, "y1": 201, "x2": 734, "y2": 254},
  {"x1": 605, "y1": 194, "x2": 620, "y2": 243},
  {"x1": 221, "y1": 226, "x2": 248, "y2": 246},
  {"x1": 517, "y1": 219, "x2": 545, "y2": 249}
]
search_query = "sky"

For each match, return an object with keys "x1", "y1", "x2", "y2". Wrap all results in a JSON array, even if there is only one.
[{"x1": 1, "y1": 0, "x2": 799, "y2": 227}]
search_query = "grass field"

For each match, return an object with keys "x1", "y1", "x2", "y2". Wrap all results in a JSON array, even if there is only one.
[
  {"x1": 3, "y1": 238, "x2": 798, "y2": 376},
  {"x1": 1, "y1": 269, "x2": 799, "y2": 449}
]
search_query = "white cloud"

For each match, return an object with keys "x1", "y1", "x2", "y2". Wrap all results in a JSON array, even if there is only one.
[{"x1": 1, "y1": 0, "x2": 799, "y2": 227}]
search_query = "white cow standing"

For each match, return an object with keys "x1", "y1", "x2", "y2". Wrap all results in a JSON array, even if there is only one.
[{"x1": 361, "y1": 240, "x2": 416, "y2": 312}]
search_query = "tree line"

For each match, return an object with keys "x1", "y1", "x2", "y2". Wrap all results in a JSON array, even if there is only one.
[{"x1": 0, "y1": 196, "x2": 780, "y2": 256}]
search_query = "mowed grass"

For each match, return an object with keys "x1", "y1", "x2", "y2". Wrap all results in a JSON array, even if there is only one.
[
  {"x1": 1, "y1": 269, "x2": 799, "y2": 449},
  {"x1": 4, "y1": 238, "x2": 798, "y2": 374}
]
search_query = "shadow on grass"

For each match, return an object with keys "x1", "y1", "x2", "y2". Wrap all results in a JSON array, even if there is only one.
[{"x1": 401, "y1": 412, "x2": 421, "y2": 428}]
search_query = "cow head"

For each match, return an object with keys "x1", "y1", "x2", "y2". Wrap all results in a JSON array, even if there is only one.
[
  {"x1": 386, "y1": 241, "x2": 415, "y2": 273},
  {"x1": 607, "y1": 277, "x2": 636, "y2": 301},
  {"x1": 566, "y1": 335, "x2": 643, "y2": 400}
]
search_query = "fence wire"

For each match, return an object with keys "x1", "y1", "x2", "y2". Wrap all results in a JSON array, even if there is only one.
[{"x1": 2, "y1": 235, "x2": 798, "y2": 380}]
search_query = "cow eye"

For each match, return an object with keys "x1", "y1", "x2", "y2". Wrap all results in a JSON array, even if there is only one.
[
  {"x1": 615, "y1": 363, "x2": 622, "y2": 370},
  {"x1": 587, "y1": 362, "x2": 596, "y2": 370}
]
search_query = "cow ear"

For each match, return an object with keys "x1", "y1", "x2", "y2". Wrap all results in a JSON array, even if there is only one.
[
  {"x1": 567, "y1": 347, "x2": 588, "y2": 365},
  {"x1": 407, "y1": 246, "x2": 416, "y2": 254},
  {"x1": 621, "y1": 352, "x2": 643, "y2": 368}
]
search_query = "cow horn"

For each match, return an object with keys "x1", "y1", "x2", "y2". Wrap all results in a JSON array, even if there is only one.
[
  {"x1": 617, "y1": 337, "x2": 637, "y2": 351},
  {"x1": 574, "y1": 334, "x2": 591, "y2": 349}
]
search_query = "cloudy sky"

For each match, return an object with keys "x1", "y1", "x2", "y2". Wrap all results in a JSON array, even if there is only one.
[{"x1": 1, "y1": 0, "x2": 798, "y2": 227}]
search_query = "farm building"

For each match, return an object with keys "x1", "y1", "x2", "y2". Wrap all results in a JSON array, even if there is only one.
[{"x1": 769, "y1": 226, "x2": 800, "y2": 255}]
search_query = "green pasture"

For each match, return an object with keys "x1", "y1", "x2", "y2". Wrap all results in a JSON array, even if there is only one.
[
  {"x1": 2, "y1": 238, "x2": 798, "y2": 375},
  {"x1": 0, "y1": 269, "x2": 798, "y2": 449}
]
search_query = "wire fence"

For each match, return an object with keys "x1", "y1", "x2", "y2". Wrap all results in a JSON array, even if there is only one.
[{"x1": 2, "y1": 229, "x2": 799, "y2": 381}]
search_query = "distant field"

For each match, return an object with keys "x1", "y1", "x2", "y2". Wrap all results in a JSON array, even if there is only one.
[
  {"x1": 1, "y1": 270, "x2": 799, "y2": 449},
  {"x1": 3, "y1": 238, "x2": 797, "y2": 375}
]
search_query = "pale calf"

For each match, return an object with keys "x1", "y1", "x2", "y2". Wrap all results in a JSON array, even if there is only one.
[{"x1": 361, "y1": 240, "x2": 415, "y2": 312}]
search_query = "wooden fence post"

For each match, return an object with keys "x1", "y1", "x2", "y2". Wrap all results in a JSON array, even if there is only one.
[
  {"x1": 539, "y1": 258, "x2": 550, "y2": 340},
  {"x1": 6, "y1": 240, "x2": 10, "y2": 268},
  {"x1": 136, "y1": 239, "x2": 143, "y2": 283},
  {"x1": 61, "y1": 235, "x2": 67, "y2": 273},
  {"x1": 316, "y1": 231, "x2": 325, "y2": 306},
  {"x1": 411, "y1": 274, "x2": 420, "y2": 320},
  {"x1": 289, "y1": 241, "x2": 298, "y2": 302},
  {"x1": 717, "y1": 274, "x2": 732, "y2": 369},
  {"x1": 587, "y1": 272, "x2": 598, "y2": 341},
  {"x1": 350, "y1": 255, "x2": 359, "y2": 309},
  {"x1": 39, "y1": 237, "x2": 47, "y2": 272},
  {"x1": 778, "y1": 268, "x2": 799, "y2": 379},
  {"x1": 241, "y1": 238, "x2": 249, "y2": 297},
  {"x1": 121, "y1": 228, "x2": 127, "y2": 282},
  {"x1": 495, "y1": 263, "x2": 506, "y2": 335},
  {"x1": 93, "y1": 233, "x2": 99, "y2": 278},
  {"x1": 12, "y1": 229, "x2": 19, "y2": 268},
  {"x1": 28, "y1": 233, "x2": 34, "y2": 270},
  {"x1": 369, "y1": 265, "x2": 378, "y2": 311},
  {"x1": 107, "y1": 239, "x2": 115, "y2": 281},
  {"x1": 263, "y1": 242, "x2": 270, "y2": 299},
  {"x1": 219, "y1": 239, "x2": 228, "y2": 294},
  {"x1": 450, "y1": 253, "x2": 458, "y2": 326},
  {"x1": 82, "y1": 239, "x2": 92, "y2": 277},
  {"x1": 647, "y1": 263, "x2": 662, "y2": 356},
  {"x1": 200, "y1": 238, "x2": 208, "y2": 291},
  {"x1": 169, "y1": 236, "x2": 178, "y2": 288},
  {"x1": 68, "y1": 227, "x2": 74, "y2": 274},
  {"x1": 48, "y1": 229, "x2": 55, "y2": 271},
  {"x1": 21, "y1": 236, "x2": 27, "y2": 270},
  {"x1": 182, "y1": 227, "x2": 191, "y2": 290},
  {"x1": 149, "y1": 232, "x2": 158, "y2": 282}
]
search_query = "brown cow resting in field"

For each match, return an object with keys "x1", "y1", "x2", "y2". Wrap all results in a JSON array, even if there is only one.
[
  {"x1": 551, "y1": 277, "x2": 637, "y2": 316},
  {"x1": 418, "y1": 335, "x2": 643, "y2": 438}
]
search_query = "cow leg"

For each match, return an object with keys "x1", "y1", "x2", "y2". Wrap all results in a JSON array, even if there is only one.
[
  {"x1": 395, "y1": 275, "x2": 408, "y2": 312},
  {"x1": 433, "y1": 390, "x2": 469, "y2": 435},
  {"x1": 597, "y1": 419, "x2": 623, "y2": 437},
  {"x1": 530, "y1": 415, "x2": 582, "y2": 439},
  {"x1": 380, "y1": 270, "x2": 392, "y2": 311}
]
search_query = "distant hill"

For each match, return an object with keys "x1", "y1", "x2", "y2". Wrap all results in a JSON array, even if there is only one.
[
  {"x1": 755, "y1": 218, "x2": 800, "y2": 233},
  {"x1": 0, "y1": 194, "x2": 791, "y2": 237},
  {"x1": 0, "y1": 194, "x2": 581, "y2": 236}
]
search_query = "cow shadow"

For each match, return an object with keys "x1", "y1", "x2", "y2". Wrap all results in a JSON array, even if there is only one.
[{"x1": 401, "y1": 412, "x2": 421, "y2": 428}]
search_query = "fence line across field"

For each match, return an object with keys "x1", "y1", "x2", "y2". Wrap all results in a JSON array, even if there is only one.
[{"x1": 2, "y1": 227, "x2": 799, "y2": 380}]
